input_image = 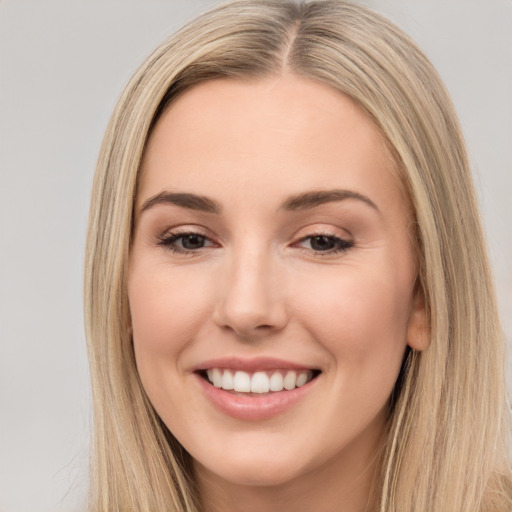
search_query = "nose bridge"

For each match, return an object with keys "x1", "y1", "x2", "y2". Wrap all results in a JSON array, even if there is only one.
[{"x1": 214, "y1": 239, "x2": 287, "y2": 336}]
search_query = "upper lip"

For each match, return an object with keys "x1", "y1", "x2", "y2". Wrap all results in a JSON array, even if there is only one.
[{"x1": 193, "y1": 357, "x2": 319, "y2": 373}]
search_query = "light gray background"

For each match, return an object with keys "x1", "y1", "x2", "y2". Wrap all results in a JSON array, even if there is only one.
[{"x1": 0, "y1": 1, "x2": 510, "y2": 511}]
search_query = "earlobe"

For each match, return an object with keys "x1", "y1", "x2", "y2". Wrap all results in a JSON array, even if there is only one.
[{"x1": 407, "y1": 280, "x2": 430, "y2": 351}]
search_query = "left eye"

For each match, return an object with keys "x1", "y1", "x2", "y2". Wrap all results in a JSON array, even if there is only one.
[{"x1": 297, "y1": 235, "x2": 352, "y2": 253}]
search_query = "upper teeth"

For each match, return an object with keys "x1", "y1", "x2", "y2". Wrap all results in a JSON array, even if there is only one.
[{"x1": 205, "y1": 369, "x2": 313, "y2": 393}]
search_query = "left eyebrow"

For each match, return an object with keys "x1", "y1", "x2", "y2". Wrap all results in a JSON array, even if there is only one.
[{"x1": 280, "y1": 189, "x2": 380, "y2": 213}]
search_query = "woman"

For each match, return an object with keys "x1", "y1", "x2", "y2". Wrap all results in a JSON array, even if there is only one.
[{"x1": 84, "y1": 1, "x2": 512, "y2": 510}]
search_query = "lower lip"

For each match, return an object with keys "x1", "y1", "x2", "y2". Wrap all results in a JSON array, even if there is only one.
[{"x1": 195, "y1": 373, "x2": 318, "y2": 421}]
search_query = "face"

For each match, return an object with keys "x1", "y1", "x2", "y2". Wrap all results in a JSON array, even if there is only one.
[{"x1": 129, "y1": 75, "x2": 427, "y2": 492}]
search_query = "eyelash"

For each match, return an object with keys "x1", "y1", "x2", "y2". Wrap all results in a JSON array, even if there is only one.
[
  {"x1": 156, "y1": 231, "x2": 216, "y2": 255},
  {"x1": 295, "y1": 233, "x2": 353, "y2": 255},
  {"x1": 157, "y1": 229, "x2": 354, "y2": 257}
]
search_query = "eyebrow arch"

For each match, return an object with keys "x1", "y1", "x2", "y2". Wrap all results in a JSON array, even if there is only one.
[
  {"x1": 139, "y1": 188, "x2": 379, "y2": 216},
  {"x1": 140, "y1": 191, "x2": 222, "y2": 214},
  {"x1": 281, "y1": 189, "x2": 380, "y2": 212}
]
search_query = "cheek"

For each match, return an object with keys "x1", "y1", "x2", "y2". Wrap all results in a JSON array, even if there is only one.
[
  {"x1": 128, "y1": 264, "x2": 210, "y2": 366},
  {"x1": 292, "y1": 262, "x2": 413, "y2": 380},
  {"x1": 127, "y1": 263, "x2": 216, "y2": 425}
]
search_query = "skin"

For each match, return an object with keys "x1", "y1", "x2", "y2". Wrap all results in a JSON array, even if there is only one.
[{"x1": 128, "y1": 74, "x2": 428, "y2": 512}]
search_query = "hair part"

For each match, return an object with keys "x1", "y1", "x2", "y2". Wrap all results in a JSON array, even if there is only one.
[{"x1": 85, "y1": 1, "x2": 512, "y2": 510}]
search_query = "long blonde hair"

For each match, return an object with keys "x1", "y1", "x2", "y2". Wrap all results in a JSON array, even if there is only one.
[{"x1": 84, "y1": 1, "x2": 512, "y2": 510}]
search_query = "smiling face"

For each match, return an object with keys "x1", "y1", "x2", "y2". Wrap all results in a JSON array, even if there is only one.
[{"x1": 128, "y1": 74, "x2": 427, "y2": 503}]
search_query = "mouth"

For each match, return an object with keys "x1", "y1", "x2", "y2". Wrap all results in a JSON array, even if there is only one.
[
  {"x1": 197, "y1": 368, "x2": 322, "y2": 395},
  {"x1": 194, "y1": 359, "x2": 322, "y2": 420}
]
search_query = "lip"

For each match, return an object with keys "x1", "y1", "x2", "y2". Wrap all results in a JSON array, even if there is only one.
[
  {"x1": 193, "y1": 357, "x2": 320, "y2": 421},
  {"x1": 193, "y1": 356, "x2": 316, "y2": 373}
]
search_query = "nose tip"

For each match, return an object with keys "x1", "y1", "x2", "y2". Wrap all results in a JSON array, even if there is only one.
[
  {"x1": 215, "y1": 300, "x2": 285, "y2": 338},
  {"x1": 213, "y1": 257, "x2": 288, "y2": 339}
]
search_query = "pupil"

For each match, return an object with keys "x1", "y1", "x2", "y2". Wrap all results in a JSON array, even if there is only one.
[
  {"x1": 182, "y1": 234, "x2": 204, "y2": 249},
  {"x1": 311, "y1": 236, "x2": 335, "y2": 251}
]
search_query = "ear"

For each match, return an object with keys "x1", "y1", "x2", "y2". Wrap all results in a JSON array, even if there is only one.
[{"x1": 406, "y1": 279, "x2": 430, "y2": 351}]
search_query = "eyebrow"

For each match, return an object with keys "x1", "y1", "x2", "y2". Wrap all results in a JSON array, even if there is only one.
[
  {"x1": 140, "y1": 192, "x2": 221, "y2": 214},
  {"x1": 281, "y1": 189, "x2": 379, "y2": 212},
  {"x1": 139, "y1": 188, "x2": 379, "y2": 215}
]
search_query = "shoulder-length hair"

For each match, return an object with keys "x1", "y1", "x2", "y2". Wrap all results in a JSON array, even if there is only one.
[{"x1": 84, "y1": 1, "x2": 511, "y2": 510}]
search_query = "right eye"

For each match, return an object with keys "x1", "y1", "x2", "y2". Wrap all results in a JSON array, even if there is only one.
[{"x1": 157, "y1": 231, "x2": 216, "y2": 254}]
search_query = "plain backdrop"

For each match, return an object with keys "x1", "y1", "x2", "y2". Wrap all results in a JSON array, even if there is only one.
[{"x1": 0, "y1": 1, "x2": 510, "y2": 511}]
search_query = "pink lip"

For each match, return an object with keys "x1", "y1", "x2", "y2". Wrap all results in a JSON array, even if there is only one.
[
  {"x1": 193, "y1": 358, "x2": 320, "y2": 421},
  {"x1": 194, "y1": 356, "x2": 317, "y2": 372}
]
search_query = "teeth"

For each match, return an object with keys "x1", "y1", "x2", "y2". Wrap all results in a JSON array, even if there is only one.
[
  {"x1": 233, "y1": 371, "x2": 251, "y2": 392},
  {"x1": 269, "y1": 372, "x2": 284, "y2": 391},
  {"x1": 207, "y1": 368, "x2": 223, "y2": 388},
  {"x1": 205, "y1": 368, "x2": 314, "y2": 393},
  {"x1": 296, "y1": 372, "x2": 308, "y2": 387},
  {"x1": 221, "y1": 369, "x2": 234, "y2": 390},
  {"x1": 251, "y1": 372, "x2": 270, "y2": 393},
  {"x1": 283, "y1": 370, "x2": 297, "y2": 390}
]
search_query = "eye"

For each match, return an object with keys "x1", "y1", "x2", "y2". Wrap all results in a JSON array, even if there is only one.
[
  {"x1": 296, "y1": 234, "x2": 353, "y2": 254},
  {"x1": 157, "y1": 231, "x2": 216, "y2": 254}
]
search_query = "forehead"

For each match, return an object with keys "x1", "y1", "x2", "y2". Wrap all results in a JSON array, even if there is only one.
[{"x1": 138, "y1": 74, "x2": 404, "y2": 216}]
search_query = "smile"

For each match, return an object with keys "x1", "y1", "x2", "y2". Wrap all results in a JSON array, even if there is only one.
[
  {"x1": 194, "y1": 365, "x2": 322, "y2": 422},
  {"x1": 204, "y1": 368, "x2": 318, "y2": 394},
  {"x1": 193, "y1": 357, "x2": 322, "y2": 420}
]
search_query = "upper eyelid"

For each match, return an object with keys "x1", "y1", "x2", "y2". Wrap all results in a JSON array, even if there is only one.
[
  {"x1": 158, "y1": 225, "x2": 216, "y2": 239},
  {"x1": 294, "y1": 226, "x2": 352, "y2": 243},
  {"x1": 296, "y1": 230, "x2": 346, "y2": 240},
  {"x1": 157, "y1": 230, "x2": 348, "y2": 241}
]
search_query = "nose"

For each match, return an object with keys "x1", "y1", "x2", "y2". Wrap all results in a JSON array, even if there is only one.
[{"x1": 213, "y1": 246, "x2": 288, "y2": 339}]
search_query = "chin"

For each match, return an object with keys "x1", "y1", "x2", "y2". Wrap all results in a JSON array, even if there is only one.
[
  {"x1": 194, "y1": 449, "x2": 314, "y2": 488},
  {"x1": 192, "y1": 443, "x2": 314, "y2": 487}
]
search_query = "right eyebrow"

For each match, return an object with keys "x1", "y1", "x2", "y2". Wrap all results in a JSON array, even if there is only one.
[{"x1": 140, "y1": 191, "x2": 222, "y2": 214}]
